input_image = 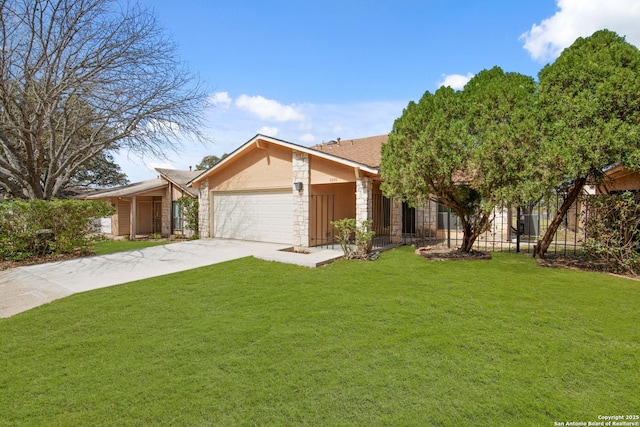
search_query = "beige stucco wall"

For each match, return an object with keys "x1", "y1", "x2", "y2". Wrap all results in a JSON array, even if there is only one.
[
  {"x1": 310, "y1": 156, "x2": 358, "y2": 184},
  {"x1": 205, "y1": 142, "x2": 293, "y2": 191},
  {"x1": 311, "y1": 182, "x2": 356, "y2": 220}
]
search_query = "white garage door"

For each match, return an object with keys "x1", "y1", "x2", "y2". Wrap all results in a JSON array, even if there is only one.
[{"x1": 212, "y1": 190, "x2": 294, "y2": 244}]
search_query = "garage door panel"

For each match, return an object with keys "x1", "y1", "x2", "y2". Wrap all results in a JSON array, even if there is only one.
[{"x1": 213, "y1": 191, "x2": 293, "y2": 244}]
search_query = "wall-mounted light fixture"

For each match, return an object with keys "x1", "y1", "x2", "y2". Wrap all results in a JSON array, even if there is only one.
[{"x1": 294, "y1": 182, "x2": 303, "y2": 192}]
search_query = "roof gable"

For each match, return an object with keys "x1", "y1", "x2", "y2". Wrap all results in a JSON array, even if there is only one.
[
  {"x1": 190, "y1": 134, "x2": 381, "y2": 185},
  {"x1": 156, "y1": 168, "x2": 201, "y2": 196}
]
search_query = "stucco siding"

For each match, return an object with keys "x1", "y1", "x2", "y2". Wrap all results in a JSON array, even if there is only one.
[
  {"x1": 310, "y1": 156, "x2": 357, "y2": 184},
  {"x1": 207, "y1": 143, "x2": 293, "y2": 191}
]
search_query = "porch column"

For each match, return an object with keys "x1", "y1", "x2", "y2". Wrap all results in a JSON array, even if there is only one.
[
  {"x1": 292, "y1": 151, "x2": 310, "y2": 250},
  {"x1": 198, "y1": 180, "x2": 210, "y2": 238},
  {"x1": 355, "y1": 176, "x2": 372, "y2": 225},
  {"x1": 162, "y1": 185, "x2": 171, "y2": 236},
  {"x1": 391, "y1": 197, "x2": 403, "y2": 244},
  {"x1": 130, "y1": 195, "x2": 137, "y2": 238}
]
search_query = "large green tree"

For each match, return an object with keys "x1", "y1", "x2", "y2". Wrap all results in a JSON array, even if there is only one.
[
  {"x1": 68, "y1": 150, "x2": 129, "y2": 190},
  {"x1": 195, "y1": 153, "x2": 229, "y2": 171},
  {"x1": 381, "y1": 67, "x2": 538, "y2": 252},
  {"x1": 533, "y1": 30, "x2": 640, "y2": 258},
  {"x1": 0, "y1": 0, "x2": 207, "y2": 199}
]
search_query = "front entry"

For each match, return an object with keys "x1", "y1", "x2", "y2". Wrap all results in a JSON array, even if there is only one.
[{"x1": 137, "y1": 201, "x2": 153, "y2": 234}]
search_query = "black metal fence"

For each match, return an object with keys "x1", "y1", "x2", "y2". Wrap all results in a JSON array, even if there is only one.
[
  {"x1": 402, "y1": 192, "x2": 588, "y2": 255},
  {"x1": 311, "y1": 192, "x2": 588, "y2": 254}
]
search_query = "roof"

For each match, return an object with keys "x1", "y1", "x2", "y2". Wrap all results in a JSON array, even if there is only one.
[
  {"x1": 82, "y1": 178, "x2": 166, "y2": 199},
  {"x1": 190, "y1": 134, "x2": 381, "y2": 185},
  {"x1": 82, "y1": 168, "x2": 200, "y2": 199},
  {"x1": 310, "y1": 135, "x2": 387, "y2": 168},
  {"x1": 155, "y1": 168, "x2": 201, "y2": 196}
]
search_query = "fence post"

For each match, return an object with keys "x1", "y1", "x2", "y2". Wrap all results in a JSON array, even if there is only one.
[
  {"x1": 516, "y1": 206, "x2": 521, "y2": 253},
  {"x1": 447, "y1": 208, "x2": 451, "y2": 249}
]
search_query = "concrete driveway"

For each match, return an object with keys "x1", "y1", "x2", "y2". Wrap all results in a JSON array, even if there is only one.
[{"x1": 0, "y1": 239, "x2": 342, "y2": 318}]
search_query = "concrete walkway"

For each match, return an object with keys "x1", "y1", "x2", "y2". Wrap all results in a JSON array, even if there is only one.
[{"x1": 0, "y1": 239, "x2": 343, "y2": 318}]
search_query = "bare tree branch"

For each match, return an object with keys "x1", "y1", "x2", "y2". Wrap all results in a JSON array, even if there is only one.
[{"x1": 0, "y1": 0, "x2": 208, "y2": 199}]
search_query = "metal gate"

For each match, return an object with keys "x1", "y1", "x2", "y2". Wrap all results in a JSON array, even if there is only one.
[{"x1": 310, "y1": 194, "x2": 335, "y2": 247}]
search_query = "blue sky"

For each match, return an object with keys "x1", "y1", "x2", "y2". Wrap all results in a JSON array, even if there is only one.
[{"x1": 116, "y1": 0, "x2": 640, "y2": 182}]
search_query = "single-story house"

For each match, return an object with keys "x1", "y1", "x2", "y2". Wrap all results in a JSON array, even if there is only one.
[
  {"x1": 189, "y1": 134, "x2": 444, "y2": 249},
  {"x1": 83, "y1": 168, "x2": 200, "y2": 237}
]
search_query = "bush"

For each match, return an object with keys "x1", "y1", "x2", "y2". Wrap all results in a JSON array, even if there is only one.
[
  {"x1": 583, "y1": 192, "x2": 640, "y2": 276},
  {"x1": 0, "y1": 199, "x2": 114, "y2": 260},
  {"x1": 176, "y1": 196, "x2": 199, "y2": 238},
  {"x1": 331, "y1": 218, "x2": 375, "y2": 259}
]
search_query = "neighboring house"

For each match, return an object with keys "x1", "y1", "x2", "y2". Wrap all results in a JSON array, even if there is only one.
[
  {"x1": 597, "y1": 164, "x2": 640, "y2": 193},
  {"x1": 82, "y1": 168, "x2": 200, "y2": 237}
]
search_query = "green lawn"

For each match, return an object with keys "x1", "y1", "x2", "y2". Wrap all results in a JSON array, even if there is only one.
[
  {"x1": 1, "y1": 248, "x2": 638, "y2": 425},
  {"x1": 89, "y1": 239, "x2": 172, "y2": 255}
]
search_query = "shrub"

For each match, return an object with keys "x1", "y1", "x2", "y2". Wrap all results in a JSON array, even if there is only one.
[
  {"x1": 0, "y1": 199, "x2": 114, "y2": 260},
  {"x1": 583, "y1": 192, "x2": 640, "y2": 276},
  {"x1": 176, "y1": 196, "x2": 199, "y2": 238},
  {"x1": 331, "y1": 218, "x2": 375, "y2": 259}
]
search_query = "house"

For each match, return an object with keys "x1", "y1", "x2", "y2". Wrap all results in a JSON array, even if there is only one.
[
  {"x1": 597, "y1": 164, "x2": 640, "y2": 193},
  {"x1": 82, "y1": 168, "x2": 200, "y2": 237},
  {"x1": 189, "y1": 134, "x2": 419, "y2": 249},
  {"x1": 189, "y1": 134, "x2": 532, "y2": 250}
]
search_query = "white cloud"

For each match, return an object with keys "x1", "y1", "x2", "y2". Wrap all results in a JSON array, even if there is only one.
[
  {"x1": 299, "y1": 133, "x2": 315, "y2": 143},
  {"x1": 208, "y1": 91, "x2": 232, "y2": 108},
  {"x1": 520, "y1": 0, "x2": 640, "y2": 62},
  {"x1": 258, "y1": 126, "x2": 278, "y2": 136},
  {"x1": 235, "y1": 95, "x2": 306, "y2": 122},
  {"x1": 115, "y1": 99, "x2": 405, "y2": 183},
  {"x1": 437, "y1": 73, "x2": 474, "y2": 90}
]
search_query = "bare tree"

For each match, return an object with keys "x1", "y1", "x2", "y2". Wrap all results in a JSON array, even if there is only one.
[{"x1": 0, "y1": 0, "x2": 208, "y2": 199}]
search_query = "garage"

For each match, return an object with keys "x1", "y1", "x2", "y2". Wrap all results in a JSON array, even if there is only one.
[{"x1": 212, "y1": 190, "x2": 294, "y2": 244}]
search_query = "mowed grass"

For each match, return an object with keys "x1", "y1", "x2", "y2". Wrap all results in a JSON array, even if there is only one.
[
  {"x1": 89, "y1": 239, "x2": 172, "y2": 256},
  {"x1": 1, "y1": 247, "x2": 638, "y2": 425}
]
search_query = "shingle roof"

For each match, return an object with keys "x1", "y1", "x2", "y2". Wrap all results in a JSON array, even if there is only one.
[
  {"x1": 309, "y1": 135, "x2": 387, "y2": 168},
  {"x1": 82, "y1": 178, "x2": 166, "y2": 199},
  {"x1": 82, "y1": 168, "x2": 201, "y2": 199},
  {"x1": 155, "y1": 168, "x2": 201, "y2": 196}
]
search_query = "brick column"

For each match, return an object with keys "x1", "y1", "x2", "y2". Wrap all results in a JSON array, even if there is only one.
[
  {"x1": 292, "y1": 151, "x2": 310, "y2": 250},
  {"x1": 198, "y1": 180, "x2": 209, "y2": 238},
  {"x1": 355, "y1": 176, "x2": 372, "y2": 225}
]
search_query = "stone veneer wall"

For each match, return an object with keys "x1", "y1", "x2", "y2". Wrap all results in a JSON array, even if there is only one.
[
  {"x1": 292, "y1": 151, "x2": 310, "y2": 249},
  {"x1": 390, "y1": 197, "x2": 403, "y2": 243},
  {"x1": 198, "y1": 180, "x2": 210, "y2": 238},
  {"x1": 355, "y1": 177, "x2": 372, "y2": 226},
  {"x1": 162, "y1": 185, "x2": 171, "y2": 236}
]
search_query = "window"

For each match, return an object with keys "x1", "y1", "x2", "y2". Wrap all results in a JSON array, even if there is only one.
[{"x1": 172, "y1": 201, "x2": 183, "y2": 231}]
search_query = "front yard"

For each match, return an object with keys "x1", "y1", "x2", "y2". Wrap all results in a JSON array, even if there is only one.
[{"x1": 0, "y1": 247, "x2": 638, "y2": 425}]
